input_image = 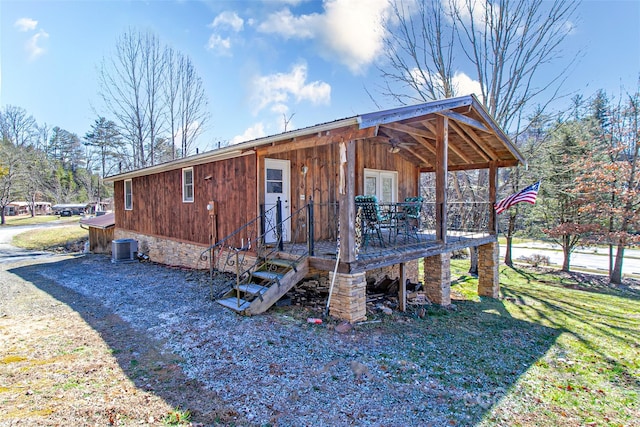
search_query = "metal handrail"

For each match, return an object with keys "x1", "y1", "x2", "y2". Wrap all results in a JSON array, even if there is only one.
[{"x1": 201, "y1": 199, "x2": 313, "y2": 300}]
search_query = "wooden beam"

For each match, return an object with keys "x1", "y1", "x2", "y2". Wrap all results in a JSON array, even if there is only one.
[
  {"x1": 380, "y1": 122, "x2": 434, "y2": 140},
  {"x1": 420, "y1": 159, "x2": 519, "y2": 172},
  {"x1": 404, "y1": 146, "x2": 433, "y2": 167},
  {"x1": 257, "y1": 126, "x2": 375, "y2": 156},
  {"x1": 435, "y1": 116, "x2": 448, "y2": 244},
  {"x1": 423, "y1": 120, "x2": 473, "y2": 165},
  {"x1": 455, "y1": 122, "x2": 502, "y2": 161},
  {"x1": 447, "y1": 120, "x2": 492, "y2": 162},
  {"x1": 489, "y1": 162, "x2": 497, "y2": 235},
  {"x1": 339, "y1": 140, "x2": 357, "y2": 263},
  {"x1": 437, "y1": 110, "x2": 490, "y2": 133},
  {"x1": 398, "y1": 262, "x2": 406, "y2": 312}
]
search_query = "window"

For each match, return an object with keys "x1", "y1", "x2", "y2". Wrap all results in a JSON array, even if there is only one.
[
  {"x1": 266, "y1": 168, "x2": 283, "y2": 194},
  {"x1": 364, "y1": 169, "x2": 397, "y2": 203},
  {"x1": 124, "y1": 179, "x2": 132, "y2": 210},
  {"x1": 182, "y1": 168, "x2": 194, "y2": 202}
]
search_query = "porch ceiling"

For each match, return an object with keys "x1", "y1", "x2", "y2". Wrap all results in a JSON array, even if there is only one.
[{"x1": 359, "y1": 95, "x2": 524, "y2": 172}]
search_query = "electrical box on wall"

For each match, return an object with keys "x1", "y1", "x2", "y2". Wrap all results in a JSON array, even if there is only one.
[{"x1": 207, "y1": 201, "x2": 216, "y2": 216}]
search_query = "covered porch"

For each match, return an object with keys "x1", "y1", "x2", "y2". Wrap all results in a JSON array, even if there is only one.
[{"x1": 257, "y1": 95, "x2": 524, "y2": 320}]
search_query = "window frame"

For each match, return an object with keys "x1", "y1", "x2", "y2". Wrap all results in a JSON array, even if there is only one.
[
  {"x1": 363, "y1": 168, "x2": 398, "y2": 203},
  {"x1": 182, "y1": 167, "x2": 194, "y2": 203},
  {"x1": 124, "y1": 179, "x2": 133, "y2": 211}
]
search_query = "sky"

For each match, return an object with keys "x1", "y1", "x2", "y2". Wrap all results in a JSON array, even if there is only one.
[{"x1": 1, "y1": 0, "x2": 639, "y2": 154}]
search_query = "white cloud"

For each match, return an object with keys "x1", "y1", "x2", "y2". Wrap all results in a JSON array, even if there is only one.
[
  {"x1": 206, "y1": 34, "x2": 232, "y2": 54},
  {"x1": 452, "y1": 72, "x2": 482, "y2": 99},
  {"x1": 320, "y1": 0, "x2": 390, "y2": 74},
  {"x1": 408, "y1": 68, "x2": 482, "y2": 100},
  {"x1": 14, "y1": 17, "x2": 38, "y2": 32},
  {"x1": 231, "y1": 122, "x2": 266, "y2": 144},
  {"x1": 257, "y1": 0, "x2": 392, "y2": 75},
  {"x1": 256, "y1": 8, "x2": 317, "y2": 39},
  {"x1": 250, "y1": 63, "x2": 331, "y2": 115},
  {"x1": 210, "y1": 11, "x2": 244, "y2": 32},
  {"x1": 207, "y1": 11, "x2": 244, "y2": 55},
  {"x1": 26, "y1": 29, "x2": 49, "y2": 60}
]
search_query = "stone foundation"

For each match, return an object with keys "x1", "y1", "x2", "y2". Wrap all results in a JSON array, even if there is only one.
[
  {"x1": 328, "y1": 272, "x2": 367, "y2": 322},
  {"x1": 478, "y1": 241, "x2": 499, "y2": 298},
  {"x1": 423, "y1": 253, "x2": 451, "y2": 306},
  {"x1": 114, "y1": 229, "x2": 213, "y2": 270}
]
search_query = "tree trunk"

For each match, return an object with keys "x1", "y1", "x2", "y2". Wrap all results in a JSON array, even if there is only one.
[
  {"x1": 468, "y1": 246, "x2": 478, "y2": 276},
  {"x1": 610, "y1": 244, "x2": 625, "y2": 284},
  {"x1": 562, "y1": 246, "x2": 571, "y2": 272},
  {"x1": 561, "y1": 235, "x2": 571, "y2": 272}
]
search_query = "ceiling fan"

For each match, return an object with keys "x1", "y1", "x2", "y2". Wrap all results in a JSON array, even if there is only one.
[{"x1": 384, "y1": 138, "x2": 416, "y2": 153}]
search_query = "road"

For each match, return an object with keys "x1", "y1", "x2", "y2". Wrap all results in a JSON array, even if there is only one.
[
  {"x1": 0, "y1": 223, "x2": 68, "y2": 264},
  {"x1": 503, "y1": 242, "x2": 640, "y2": 277}
]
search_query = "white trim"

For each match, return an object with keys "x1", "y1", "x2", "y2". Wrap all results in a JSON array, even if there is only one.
[
  {"x1": 182, "y1": 167, "x2": 194, "y2": 203},
  {"x1": 124, "y1": 179, "x2": 133, "y2": 210}
]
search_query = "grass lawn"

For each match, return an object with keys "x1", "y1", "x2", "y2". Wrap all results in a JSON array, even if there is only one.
[
  {"x1": 445, "y1": 260, "x2": 639, "y2": 426},
  {"x1": 2, "y1": 215, "x2": 79, "y2": 226},
  {"x1": 11, "y1": 224, "x2": 87, "y2": 251}
]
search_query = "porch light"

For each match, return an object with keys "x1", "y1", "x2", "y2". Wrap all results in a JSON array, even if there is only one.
[
  {"x1": 388, "y1": 146, "x2": 400, "y2": 154},
  {"x1": 301, "y1": 165, "x2": 309, "y2": 175}
]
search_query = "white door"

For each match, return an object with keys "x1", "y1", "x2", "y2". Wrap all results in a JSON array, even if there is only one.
[{"x1": 264, "y1": 159, "x2": 291, "y2": 243}]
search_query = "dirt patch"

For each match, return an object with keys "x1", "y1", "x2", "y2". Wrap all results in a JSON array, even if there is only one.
[{"x1": 0, "y1": 257, "x2": 245, "y2": 426}]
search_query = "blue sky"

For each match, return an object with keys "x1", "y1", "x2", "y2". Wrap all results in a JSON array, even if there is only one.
[{"x1": 1, "y1": 0, "x2": 639, "y2": 153}]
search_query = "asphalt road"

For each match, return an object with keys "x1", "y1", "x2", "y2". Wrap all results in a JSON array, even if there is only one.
[{"x1": 504, "y1": 243, "x2": 640, "y2": 277}]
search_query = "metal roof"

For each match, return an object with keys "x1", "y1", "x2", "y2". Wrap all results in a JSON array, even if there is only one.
[{"x1": 105, "y1": 94, "x2": 524, "y2": 181}]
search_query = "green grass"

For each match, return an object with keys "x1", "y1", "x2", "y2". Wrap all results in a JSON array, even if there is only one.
[
  {"x1": 11, "y1": 225, "x2": 87, "y2": 251},
  {"x1": 2, "y1": 215, "x2": 79, "y2": 226},
  {"x1": 443, "y1": 260, "x2": 640, "y2": 426}
]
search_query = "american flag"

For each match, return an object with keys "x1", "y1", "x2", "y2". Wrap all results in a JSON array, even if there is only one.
[{"x1": 495, "y1": 181, "x2": 540, "y2": 214}]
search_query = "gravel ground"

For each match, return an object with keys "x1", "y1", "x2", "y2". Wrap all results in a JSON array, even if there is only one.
[{"x1": 2, "y1": 253, "x2": 527, "y2": 426}]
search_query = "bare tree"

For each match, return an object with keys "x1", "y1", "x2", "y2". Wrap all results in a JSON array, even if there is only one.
[
  {"x1": 142, "y1": 31, "x2": 165, "y2": 165},
  {"x1": 380, "y1": 0, "x2": 578, "y2": 266},
  {"x1": 178, "y1": 54, "x2": 208, "y2": 157},
  {"x1": 164, "y1": 47, "x2": 180, "y2": 160},
  {"x1": 99, "y1": 29, "x2": 149, "y2": 169},
  {"x1": 100, "y1": 29, "x2": 210, "y2": 168},
  {"x1": 0, "y1": 144, "x2": 22, "y2": 224},
  {"x1": 0, "y1": 105, "x2": 38, "y2": 147}
]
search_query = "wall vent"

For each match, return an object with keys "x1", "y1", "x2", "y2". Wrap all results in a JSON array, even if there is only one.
[{"x1": 111, "y1": 238, "x2": 138, "y2": 263}]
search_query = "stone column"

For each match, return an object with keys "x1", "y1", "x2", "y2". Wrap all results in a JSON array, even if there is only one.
[
  {"x1": 423, "y1": 253, "x2": 451, "y2": 306},
  {"x1": 328, "y1": 272, "x2": 367, "y2": 322},
  {"x1": 478, "y1": 241, "x2": 499, "y2": 298}
]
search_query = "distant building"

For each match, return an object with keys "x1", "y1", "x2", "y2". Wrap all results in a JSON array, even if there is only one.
[{"x1": 4, "y1": 201, "x2": 52, "y2": 216}]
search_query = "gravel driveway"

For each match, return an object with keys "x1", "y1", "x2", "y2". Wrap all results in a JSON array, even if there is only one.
[{"x1": 2, "y1": 249, "x2": 550, "y2": 426}]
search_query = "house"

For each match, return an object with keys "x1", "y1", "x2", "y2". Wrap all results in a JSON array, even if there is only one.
[
  {"x1": 4, "y1": 201, "x2": 52, "y2": 216},
  {"x1": 80, "y1": 212, "x2": 115, "y2": 254},
  {"x1": 104, "y1": 95, "x2": 525, "y2": 321}
]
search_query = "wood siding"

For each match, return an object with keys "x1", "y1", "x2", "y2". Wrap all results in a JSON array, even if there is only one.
[
  {"x1": 89, "y1": 227, "x2": 114, "y2": 254},
  {"x1": 114, "y1": 154, "x2": 257, "y2": 245},
  {"x1": 265, "y1": 138, "x2": 419, "y2": 240}
]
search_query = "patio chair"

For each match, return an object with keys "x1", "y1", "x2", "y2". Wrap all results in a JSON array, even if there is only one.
[
  {"x1": 396, "y1": 196, "x2": 423, "y2": 241},
  {"x1": 355, "y1": 195, "x2": 390, "y2": 248}
]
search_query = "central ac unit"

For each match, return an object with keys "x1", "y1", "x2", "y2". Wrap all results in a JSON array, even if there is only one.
[{"x1": 111, "y1": 238, "x2": 138, "y2": 263}]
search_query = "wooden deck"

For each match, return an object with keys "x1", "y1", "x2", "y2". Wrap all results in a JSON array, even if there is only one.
[{"x1": 281, "y1": 229, "x2": 496, "y2": 274}]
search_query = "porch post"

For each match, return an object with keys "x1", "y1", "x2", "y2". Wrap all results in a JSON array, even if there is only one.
[
  {"x1": 489, "y1": 161, "x2": 497, "y2": 235},
  {"x1": 398, "y1": 262, "x2": 407, "y2": 312},
  {"x1": 478, "y1": 241, "x2": 500, "y2": 298},
  {"x1": 423, "y1": 253, "x2": 451, "y2": 306},
  {"x1": 435, "y1": 116, "x2": 448, "y2": 243},
  {"x1": 338, "y1": 140, "x2": 357, "y2": 263}
]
